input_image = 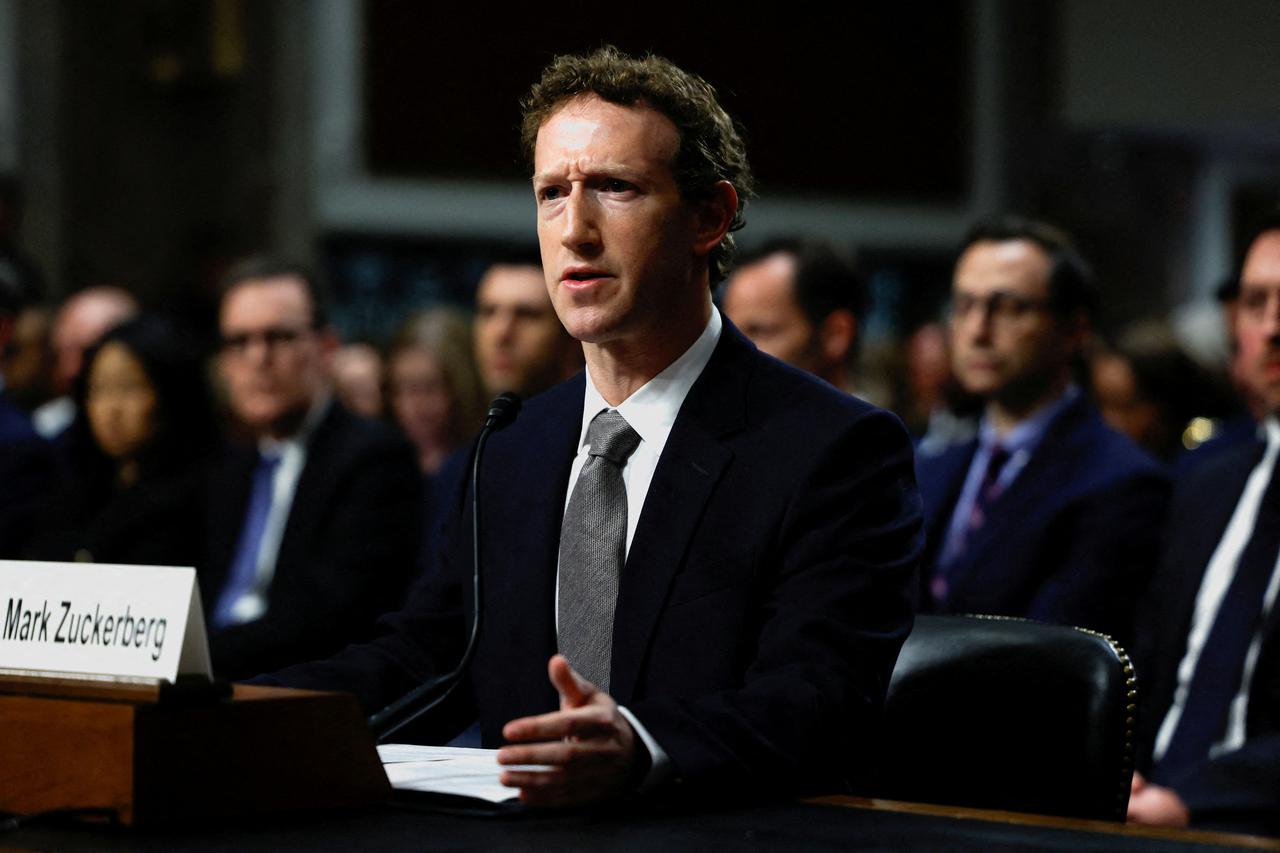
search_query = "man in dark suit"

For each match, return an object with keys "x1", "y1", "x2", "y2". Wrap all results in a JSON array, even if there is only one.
[
  {"x1": 204, "y1": 257, "x2": 421, "y2": 680},
  {"x1": 916, "y1": 217, "x2": 1167, "y2": 642},
  {"x1": 268, "y1": 46, "x2": 921, "y2": 807},
  {"x1": 0, "y1": 263, "x2": 56, "y2": 558},
  {"x1": 1128, "y1": 218, "x2": 1280, "y2": 834}
]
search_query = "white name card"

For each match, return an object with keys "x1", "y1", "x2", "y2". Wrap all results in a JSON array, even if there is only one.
[{"x1": 0, "y1": 560, "x2": 211, "y2": 682}]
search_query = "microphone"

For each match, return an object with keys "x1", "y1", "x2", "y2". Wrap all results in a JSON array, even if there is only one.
[
  {"x1": 368, "y1": 392, "x2": 522, "y2": 741},
  {"x1": 483, "y1": 391, "x2": 522, "y2": 431}
]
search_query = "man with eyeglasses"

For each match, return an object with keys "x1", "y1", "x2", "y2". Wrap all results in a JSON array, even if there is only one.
[
  {"x1": 915, "y1": 216, "x2": 1168, "y2": 643},
  {"x1": 1126, "y1": 214, "x2": 1280, "y2": 833},
  {"x1": 203, "y1": 256, "x2": 421, "y2": 680}
]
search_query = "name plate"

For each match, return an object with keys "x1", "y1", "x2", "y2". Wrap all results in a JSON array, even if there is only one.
[{"x1": 0, "y1": 560, "x2": 211, "y2": 681}]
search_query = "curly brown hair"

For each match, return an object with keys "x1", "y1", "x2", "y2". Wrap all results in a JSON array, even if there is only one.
[{"x1": 520, "y1": 45, "x2": 755, "y2": 284}]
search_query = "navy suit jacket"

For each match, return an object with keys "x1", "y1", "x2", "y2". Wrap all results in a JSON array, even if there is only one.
[
  {"x1": 0, "y1": 391, "x2": 56, "y2": 559},
  {"x1": 269, "y1": 320, "x2": 922, "y2": 796},
  {"x1": 1133, "y1": 440, "x2": 1280, "y2": 835},
  {"x1": 916, "y1": 396, "x2": 1168, "y2": 642},
  {"x1": 202, "y1": 401, "x2": 422, "y2": 680}
]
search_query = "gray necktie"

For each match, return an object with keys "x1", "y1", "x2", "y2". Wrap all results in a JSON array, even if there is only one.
[{"x1": 557, "y1": 409, "x2": 642, "y2": 692}]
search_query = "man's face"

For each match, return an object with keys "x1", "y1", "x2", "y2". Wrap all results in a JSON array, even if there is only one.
[
  {"x1": 218, "y1": 276, "x2": 331, "y2": 436},
  {"x1": 722, "y1": 252, "x2": 818, "y2": 370},
  {"x1": 474, "y1": 264, "x2": 570, "y2": 397},
  {"x1": 949, "y1": 239, "x2": 1074, "y2": 407},
  {"x1": 533, "y1": 94, "x2": 703, "y2": 348},
  {"x1": 1235, "y1": 229, "x2": 1280, "y2": 414}
]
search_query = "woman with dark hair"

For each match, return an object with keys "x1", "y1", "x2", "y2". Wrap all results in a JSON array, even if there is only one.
[{"x1": 28, "y1": 315, "x2": 217, "y2": 566}]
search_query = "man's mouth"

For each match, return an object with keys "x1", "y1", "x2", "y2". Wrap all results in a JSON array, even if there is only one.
[{"x1": 561, "y1": 268, "x2": 610, "y2": 290}]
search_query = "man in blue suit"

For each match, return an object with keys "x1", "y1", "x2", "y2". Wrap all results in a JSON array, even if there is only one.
[
  {"x1": 916, "y1": 217, "x2": 1167, "y2": 642},
  {"x1": 1127, "y1": 217, "x2": 1280, "y2": 834},
  {"x1": 268, "y1": 47, "x2": 922, "y2": 807}
]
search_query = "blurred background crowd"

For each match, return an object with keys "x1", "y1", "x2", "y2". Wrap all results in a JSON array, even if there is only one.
[{"x1": 0, "y1": 1, "x2": 1278, "y2": 676}]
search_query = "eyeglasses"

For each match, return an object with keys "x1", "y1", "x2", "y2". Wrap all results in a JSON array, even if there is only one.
[
  {"x1": 220, "y1": 326, "x2": 311, "y2": 357},
  {"x1": 949, "y1": 291, "x2": 1052, "y2": 323},
  {"x1": 1239, "y1": 285, "x2": 1280, "y2": 321}
]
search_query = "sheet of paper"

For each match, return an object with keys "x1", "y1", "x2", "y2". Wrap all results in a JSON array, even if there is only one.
[{"x1": 378, "y1": 744, "x2": 549, "y2": 804}]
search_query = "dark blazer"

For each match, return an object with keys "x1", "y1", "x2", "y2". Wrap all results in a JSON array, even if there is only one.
[
  {"x1": 202, "y1": 400, "x2": 422, "y2": 680},
  {"x1": 915, "y1": 396, "x2": 1168, "y2": 642},
  {"x1": 0, "y1": 391, "x2": 56, "y2": 559},
  {"x1": 27, "y1": 464, "x2": 205, "y2": 568},
  {"x1": 1133, "y1": 440, "x2": 1280, "y2": 835},
  {"x1": 268, "y1": 320, "x2": 923, "y2": 796}
]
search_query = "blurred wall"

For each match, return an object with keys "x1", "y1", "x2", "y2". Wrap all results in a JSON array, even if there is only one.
[{"x1": 6, "y1": 0, "x2": 1280, "y2": 337}]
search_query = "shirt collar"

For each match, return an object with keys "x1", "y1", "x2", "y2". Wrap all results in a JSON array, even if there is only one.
[
  {"x1": 578, "y1": 308, "x2": 722, "y2": 450},
  {"x1": 258, "y1": 392, "x2": 331, "y2": 459},
  {"x1": 978, "y1": 384, "x2": 1080, "y2": 455}
]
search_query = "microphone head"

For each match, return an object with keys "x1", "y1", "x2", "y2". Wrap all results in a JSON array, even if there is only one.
[{"x1": 484, "y1": 392, "x2": 522, "y2": 430}]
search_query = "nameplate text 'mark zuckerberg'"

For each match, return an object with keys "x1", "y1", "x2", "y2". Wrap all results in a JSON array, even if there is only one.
[{"x1": 0, "y1": 560, "x2": 212, "y2": 682}]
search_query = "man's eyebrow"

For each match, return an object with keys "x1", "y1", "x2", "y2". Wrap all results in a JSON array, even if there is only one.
[{"x1": 532, "y1": 164, "x2": 644, "y2": 184}]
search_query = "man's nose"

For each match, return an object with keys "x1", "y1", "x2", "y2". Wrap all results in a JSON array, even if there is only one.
[
  {"x1": 493, "y1": 311, "x2": 517, "y2": 342},
  {"x1": 244, "y1": 336, "x2": 275, "y2": 366},
  {"x1": 1259, "y1": 292, "x2": 1280, "y2": 345},
  {"x1": 561, "y1": 188, "x2": 600, "y2": 254},
  {"x1": 956, "y1": 304, "x2": 993, "y2": 343}
]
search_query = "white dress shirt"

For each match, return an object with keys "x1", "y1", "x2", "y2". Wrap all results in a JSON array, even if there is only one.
[
  {"x1": 558, "y1": 307, "x2": 722, "y2": 787},
  {"x1": 1154, "y1": 418, "x2": 1280, "y2": 761}
]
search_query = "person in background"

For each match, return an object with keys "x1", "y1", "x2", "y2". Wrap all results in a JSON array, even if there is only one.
[
  {"x1": 1090, "y1": 320, "x2": 1242, "y2": 463},
  {"x1": 1128, "y1": 213, "x2": 1280, "y2": 835},
  {"x1": 0, "y1": 264, "x2": 56, "y2": 558},
  {"x1": 28, "y1": 316, "x2": 215, "y2": 567},
  {"x1": 904, "y1": 320, "x2": 981, "y2": 456},
  {"x1": 721, "y1": 237, "x2": 867, "y2": 394},
  {"x1": 472, "y1": 254, "x2": 581, "y2": 401},
  {"x1": 202, "y1": 255, "x2": 421, "y2": 680},
  {"x1": 916, "y1": 215, "x2": 1168, "y2": 643},
  {"x1": 332, "y1": 342, "x2": 385, "y2": 421},
  {"x1": 387, "y1": 307, "x2": 487, "y2": 476},
  {"x1": 34, "y1": 285, "x2": 139, "y2": 439},
  {"x1": 1174, "y1": 277, "x2": 1268, "y2": 472},
  {"x1": 4, "y1": 303, "x2": 54, "y2": 414}
]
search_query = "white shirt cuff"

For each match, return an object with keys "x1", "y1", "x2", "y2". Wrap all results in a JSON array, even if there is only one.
[{"x1": 617, "y1": 705, "x2": 671, "y2": 792}]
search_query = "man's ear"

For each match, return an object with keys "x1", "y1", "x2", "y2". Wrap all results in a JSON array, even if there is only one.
[
  {"x1": 692, "y1": 181, "x2": 738, "y2": 258},
  {"x1": 1062, "y1": 310, "x2": 1090, "y2": 354},
  {"x1": 818, "y1": 309, "x2": 857, "y2": 365}
]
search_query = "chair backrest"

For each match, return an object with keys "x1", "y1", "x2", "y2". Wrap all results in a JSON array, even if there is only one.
[{"x1": 876, "y1": 614, "x2": 1136, "y2": 821}]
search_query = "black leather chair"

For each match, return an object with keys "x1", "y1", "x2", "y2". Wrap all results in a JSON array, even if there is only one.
[{"x1": 875, "y1": 614, "x2": 1136, "y2": 821}]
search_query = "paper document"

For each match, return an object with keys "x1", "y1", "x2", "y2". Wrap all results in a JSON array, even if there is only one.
[{"x1": 379, "y1": 744, "x2": 548, "y2": 804}]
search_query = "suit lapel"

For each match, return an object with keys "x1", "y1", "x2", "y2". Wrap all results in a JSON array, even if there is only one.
[
  {"x1": 944, "y1": 398, "x2": 1092, "y2": 586},
  {"x1": 608, "y1": 326, "x2": 746, "y2": 704},
  {"x1": 273, "y1": 402, "x2": 346, "y2": 583},
  {"x1": 1167, "y1": 442, "x2": 1267, "y2": 638},
  {"x1": 918, "y1": 442, "x2": 976, "y2": 569}
]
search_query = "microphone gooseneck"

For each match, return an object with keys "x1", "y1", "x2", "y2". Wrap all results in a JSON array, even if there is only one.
[{"x1": 368, "y1": 392, "x2": 522, "y2": 741}]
